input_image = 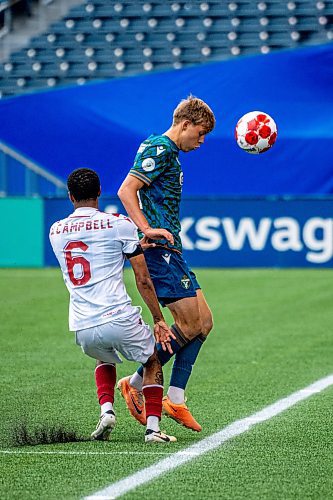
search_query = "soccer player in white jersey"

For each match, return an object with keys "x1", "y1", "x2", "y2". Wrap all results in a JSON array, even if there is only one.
[{"x1": 49, "y1": 168, "x2": 176, "y2": 443}]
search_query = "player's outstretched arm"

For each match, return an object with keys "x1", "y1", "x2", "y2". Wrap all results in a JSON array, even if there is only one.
[
  {"x1": 129, "y1": 252, "x2": 175, "y2": 353},
  {"x1": 118, "y1": 175, "x2": 174, "y2": 245}
]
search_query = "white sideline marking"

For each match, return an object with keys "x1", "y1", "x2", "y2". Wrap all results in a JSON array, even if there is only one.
[
  {"x1": 84, "y1": 374, "x2": 333, "y2": 500},
  {"x1": 0, "y1": 450, "x2": 173, "y2": 456}
]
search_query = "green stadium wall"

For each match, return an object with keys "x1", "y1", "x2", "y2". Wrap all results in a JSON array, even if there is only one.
[{"x1": 1, "y1": 198, "x2": 43, "y2": 267}]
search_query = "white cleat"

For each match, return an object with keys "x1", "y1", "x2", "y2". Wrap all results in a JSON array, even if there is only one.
[
  {"x1": 91, "y1": 410, "x2": 116, "y2": 441},
  {"x1": 145, "y1": 429, "x2": 177, "y2": 443}
]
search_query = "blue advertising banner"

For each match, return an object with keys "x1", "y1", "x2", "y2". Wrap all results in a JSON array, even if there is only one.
[
  {"x1": 2, "y1": 44, "x2": 333, "y2": 197},
  {"x1": 180, "y1": 198, "x2": 333, "y2": 268},
  {"x1": 44, "y1": 198, "x2": 333, "y2": 268}
]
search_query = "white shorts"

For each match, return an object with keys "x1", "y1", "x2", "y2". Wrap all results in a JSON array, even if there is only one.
[{"x1": 75, "y1": 307, "x2": 155, "y2": 365}]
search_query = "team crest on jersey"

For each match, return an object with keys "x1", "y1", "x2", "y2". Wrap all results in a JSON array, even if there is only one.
[
  {"x1": 180, "y1": 274, "x2": 191, "y2": 289},
  {"x1": 142, "y1": 158, "x2": 155, "y2": 172},
  {"x1": 179, "y1": 172, "x2": 184, "y2": 186}
]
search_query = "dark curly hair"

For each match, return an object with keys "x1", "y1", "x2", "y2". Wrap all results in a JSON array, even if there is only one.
[{"x1": 67, "y1": 168, "x2": 100, "y2": 202}]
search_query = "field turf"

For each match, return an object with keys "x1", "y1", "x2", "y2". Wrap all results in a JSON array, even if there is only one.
[{"x1": 0, "y1": 268, "x2": 332, "y2": 499}]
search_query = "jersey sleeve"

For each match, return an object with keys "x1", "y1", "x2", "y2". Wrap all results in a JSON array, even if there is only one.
[
  {"x1": 129, "y1": 144, "x2": 171, "y2": 186},
  {"x1": 115, "y1": 215, "x2": 140, "y2": 255}
]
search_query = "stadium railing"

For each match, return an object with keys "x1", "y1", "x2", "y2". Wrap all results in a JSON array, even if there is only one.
[{"x1": 0, "y1": 140, "x2": 66, "y2": 196}]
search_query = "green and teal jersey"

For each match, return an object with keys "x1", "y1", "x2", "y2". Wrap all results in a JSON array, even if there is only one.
[{"x1": 129, "y1": 134, "x2": 183, "y2": 252}]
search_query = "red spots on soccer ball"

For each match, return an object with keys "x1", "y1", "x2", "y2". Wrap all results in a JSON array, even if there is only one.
[
  {"x1": 259, "y1": 125, "x2": 271, "y2": 139},
  {"x1": 247, "y1": 119, "x2": 258, "y2": 131},
  {"x1": 268, "y1": 132, "x2": 277, "y2": 145},
  {"x1": 245, "y1": 131, "x2": 259, "y2": 145},
  {"x1": 257, "y1": 113, "x2": 268, "y2": 123},
  {"x1": 235, "y1": 111, "x2": 277, "y2": 153}
]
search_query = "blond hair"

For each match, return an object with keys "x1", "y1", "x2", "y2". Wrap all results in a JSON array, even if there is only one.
[{"x1": 173, "y1": 95, "x2": 216, "y2": 133}]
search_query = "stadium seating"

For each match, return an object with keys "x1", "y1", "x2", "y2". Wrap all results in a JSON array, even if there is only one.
[{"x1": 0, "y1": 0, "x2": 333, "y2": 97}]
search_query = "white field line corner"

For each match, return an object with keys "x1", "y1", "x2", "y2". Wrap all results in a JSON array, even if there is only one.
[{"x1": 84, "y1": 374, "x2": 333, "y2": 500}]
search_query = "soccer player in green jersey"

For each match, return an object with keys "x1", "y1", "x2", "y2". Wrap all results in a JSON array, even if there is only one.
[{"x1": 117, "y1": 96, "x2": 216, "y2": 431}]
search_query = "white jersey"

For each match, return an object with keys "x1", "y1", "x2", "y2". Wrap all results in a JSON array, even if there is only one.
[{"x1": 49, "y1": 207, "x2": 140, "y2": 331}]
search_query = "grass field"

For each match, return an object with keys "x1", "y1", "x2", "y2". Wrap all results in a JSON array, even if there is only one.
[{"x1": 1, "y1": 268, "x2": 332, "y2": 500}]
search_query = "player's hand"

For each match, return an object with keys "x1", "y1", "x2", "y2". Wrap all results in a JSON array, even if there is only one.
[
  {"x1": 143, "y1": 227, "x2": 174, "y2": 246},
  {"x1": 139, "y1": 235, "x2": 156, "y2": 250},
  {"x1": 153, "y1": 320, "x2": 176, "y2": 354}
]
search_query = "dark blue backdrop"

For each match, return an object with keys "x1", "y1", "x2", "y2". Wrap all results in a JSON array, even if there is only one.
[
  {"x1": 1, "y1": 43, "x2": 333, "y2": 196},
  {"x1": 45, "y1": 197, "x2": 333, "y2": 268}
]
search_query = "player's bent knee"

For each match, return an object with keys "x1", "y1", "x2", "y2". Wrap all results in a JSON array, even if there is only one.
[
  {"x1": 201, "y1": 316, "x2": 214, "y2": 336},
  {"x1": 181, "y1": 321, "x2": 202, "y2": 341}
]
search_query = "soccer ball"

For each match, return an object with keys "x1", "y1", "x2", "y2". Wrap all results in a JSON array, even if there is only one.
[{"x1": 235, "y1": 111, "x2": 277, "y2": 154}]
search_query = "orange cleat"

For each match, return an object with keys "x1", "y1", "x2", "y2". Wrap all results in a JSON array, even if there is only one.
[
  {"x1": 162, "y1": 396, "x2": 202, "y2": 432},
  {"x1": 117, "y1": 376, "x2": 146, "y2": 425}
]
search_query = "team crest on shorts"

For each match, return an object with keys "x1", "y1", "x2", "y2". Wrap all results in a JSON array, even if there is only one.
[{"x1": 180, "y1": 274, "x2": 191, "y2": 289}]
